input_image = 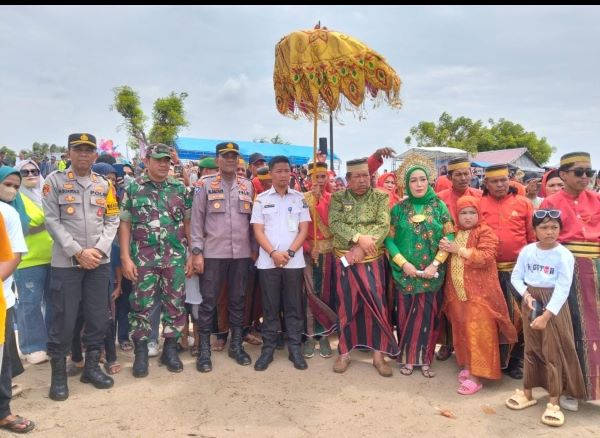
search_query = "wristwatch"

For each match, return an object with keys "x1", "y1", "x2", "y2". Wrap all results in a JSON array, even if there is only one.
[
  {"x1": 432, "y1": 260, "x2": 440, "y2": 268},
  {"x1": 287, "y1": 249, "x2": 296, "y2": 258},
  {"x1": 192, "y1": 247, "x2": 203, "y2": 256}
]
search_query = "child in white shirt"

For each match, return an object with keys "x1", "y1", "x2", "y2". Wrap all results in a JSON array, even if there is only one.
[{"x1": 506, "y1": 209, "x2": 585, "y2": 427}]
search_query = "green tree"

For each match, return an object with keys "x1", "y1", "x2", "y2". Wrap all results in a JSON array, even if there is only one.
[
  {"x1": 0, "y1": 146, "x2": 16, "y2": 166},
  {"x1": 252, "y1": 134, "x2": 291, "y2": 144},
  {"x1": 404, "y1": 112, "x2": 553, "y2": 164},
  {"x1": 148, "y1": 92, "x2": 189, "y2": 145},
  {"x1": 111, "y1": 86, "x2": 189, "y2": 150}
]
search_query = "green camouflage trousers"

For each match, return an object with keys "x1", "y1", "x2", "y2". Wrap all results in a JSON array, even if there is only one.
[{"x1": 129, "y1": 265, "x2": 186, "y2": 340}]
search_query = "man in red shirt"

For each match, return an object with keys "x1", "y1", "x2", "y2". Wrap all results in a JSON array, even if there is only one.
[
  {"x1": 480, "y1": 164, "x2": 535, "y2": 379},
  {"x1": 540, "y1": 151, "x2": 600, "y2": 403}
]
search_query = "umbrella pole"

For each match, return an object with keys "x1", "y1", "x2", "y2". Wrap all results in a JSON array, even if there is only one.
[
  {"x1": 329, "y1": 112, "x2": 334, "y2": 171},
  {"x1": 312, "y1": 107, "x2": 319, "y2": 265}
]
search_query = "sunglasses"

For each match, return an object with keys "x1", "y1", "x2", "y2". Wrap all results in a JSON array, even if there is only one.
[
  {"x1": 567, "y1": 168, "x2": 596, "y2": 178},
  {"x1": 534, "y1": 209, "x2": 561, "y2": 219},
  {"x1": 20, "y1": 169, "x2": 40, "y2": 177}
]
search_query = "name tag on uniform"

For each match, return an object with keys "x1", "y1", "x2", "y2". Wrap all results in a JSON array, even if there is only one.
[
  {"x1": 287, "y1": 206, "x2": 298, "y2": 231},
  {"x1": 208, "y1": 193, "x2": 225, "y2": 200},
  {"x1": 264, "y1": 204, "x2": 275, "y2": 209}
]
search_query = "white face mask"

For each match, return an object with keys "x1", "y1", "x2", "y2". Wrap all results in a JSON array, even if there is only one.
[{"x1": 0, "y1": 184, "x2": 17, "y2": 202}]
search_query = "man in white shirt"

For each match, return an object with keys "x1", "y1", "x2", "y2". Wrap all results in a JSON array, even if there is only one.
[{"x1": 251, "y1": 156, "x2": 310, "y2": 371}]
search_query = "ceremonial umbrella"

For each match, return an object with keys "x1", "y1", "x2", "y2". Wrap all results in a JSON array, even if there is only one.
[{"x1": 273, "y1": 24, "x2": 402, "y2": 327}]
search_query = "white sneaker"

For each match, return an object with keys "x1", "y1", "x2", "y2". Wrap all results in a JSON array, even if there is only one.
[
  {"x1": 25, "y1": 351, "x2": 49, "y2": 364},
  {"x1": 147, "y1": 340, "x2": 160, "y2": 357},
  {"x1": 559, "y1": 395, "x2": 579, "y2": 412}
]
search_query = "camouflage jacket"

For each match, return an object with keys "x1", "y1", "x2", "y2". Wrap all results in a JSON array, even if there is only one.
[{"x1": 120, "y1": 174, "x2": 191, "y2": 267}]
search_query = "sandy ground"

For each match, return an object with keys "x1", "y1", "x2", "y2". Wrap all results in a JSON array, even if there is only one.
[{"x1": 9, "y1": 337, "x2": 600, "y2": 438}]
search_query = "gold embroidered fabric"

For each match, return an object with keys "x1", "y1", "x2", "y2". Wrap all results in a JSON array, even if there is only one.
[
  {"x1": 451, "y1": 230, "x2": 470, "y2": 301},
  {"x1": 274, "y1": 27, "x2": 402, "y2": 119}
]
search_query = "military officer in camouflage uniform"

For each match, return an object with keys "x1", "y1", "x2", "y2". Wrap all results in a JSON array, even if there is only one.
[
  {"x1": 119, "y1": 143, "x2": 192, "y2": 377},
  {"x1": 191, "y1": 141, "x2": 255, "y2": 373},
  {"x1": 43, "y1": 133, "x2": 120, "y2": 401}
]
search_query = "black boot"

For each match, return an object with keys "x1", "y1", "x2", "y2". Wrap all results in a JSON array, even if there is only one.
[
  {"x1": 254, "y1": 348, "x2": 274, "y2": 371},
  {"x1": 288, "y1": 345, "x2": 308, "y2": 370},
  {"x1": 49, "y1": 356, "x2": 69, "y2": 401},
  {"x1": 160, "y1": 338, "x2": 183, "y2": 373},
  {"x1": 80, "y1": 350, "x2": 114, "y2": 389},
  {"x1": 228, "y1": 327, "x2": 252, "y2": 366},
  {"x1": 196, "y1": 331, "x2": 212, "y2": 373},
  {"x1": 133, "y1": 339, "x2": 149, "y2": 378}
]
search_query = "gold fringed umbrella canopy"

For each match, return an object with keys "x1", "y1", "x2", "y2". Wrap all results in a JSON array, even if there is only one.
[{"x1": 274, "y1": 26, "x2": 402, "y2": 119}]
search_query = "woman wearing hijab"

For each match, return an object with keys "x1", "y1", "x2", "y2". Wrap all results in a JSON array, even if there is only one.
[
  {"x1": 376, "y1": 172, "x2": 401, "y2": 208},
  {"x1": 540, "y1": 169, "x2": 564, "y2": 199},
  {"x1": 12, "y1": 160, "x2": 54, "y2": 365},
  {"x1": 385, "y1": 165, "x2": 454, "y2": 378},
  {"x1": 439, "y1": 196, "x2": 517, "y2": 395}
]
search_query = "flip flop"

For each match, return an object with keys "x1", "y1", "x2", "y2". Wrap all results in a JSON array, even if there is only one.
[
  {"x1": 399, "y1": 365, "x2": 414, "y2": 376},
  {"x1": 421, "y1": 365, "x2": 436, "y2": 378},
  {"x1": 103, "y1": 361, "x2": 122, "y2": 375},
  {"x1": 505, "y1": 389, "x2": 538, "y2": 410},
  {"x1": 0, "y1": 415, "x2": 35, "y2": 434},
  {"x1": 458, "y1": 369, "x2": 470, "y2": 384},
  {"x1": 541, "y1": 403, "x2": 564, "y2": 427},
  {"x1": 457, "y1": 379, "x2": 483, "y2": 395}
]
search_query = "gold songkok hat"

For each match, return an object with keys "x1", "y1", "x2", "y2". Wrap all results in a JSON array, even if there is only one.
[
  {"x1": 447, "y1": 157, "x2": 471, "y2": 172},
  {"x1": 484, "y1": 164, "x2": 509, "y2": 178},
  {"x1": 308, "y1": 162, "x2": 328, "y2": 175},
  {"x1": 560, "y1": 152, "x2": 591, "y2": 166},
  {"x1": 346, "y1": 158, "x2": 369, "y2": 174}
]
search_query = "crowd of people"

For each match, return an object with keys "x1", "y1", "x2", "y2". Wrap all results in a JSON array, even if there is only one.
[{"x1": 0, "y1": 133, "x2": 598, "y2": 433}]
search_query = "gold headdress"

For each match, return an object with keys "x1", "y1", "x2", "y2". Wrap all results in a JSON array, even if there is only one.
[{"x1": 395, "y1": 152, "x2": 436, "y2": 190}]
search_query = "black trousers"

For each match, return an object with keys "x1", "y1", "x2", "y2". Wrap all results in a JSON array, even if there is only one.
[
  {"x1": 47, "y1": 264, "x2": 110, "y2": 358},
  {"x1": 198, "y1": 258, "x2": 249, "y2": 331},
  {"x1": 258, "y1": 268, "x2": 304, "y2": 351},
  {"x1": 0, "y1": 309, "x2": 22, "y2": 419}
]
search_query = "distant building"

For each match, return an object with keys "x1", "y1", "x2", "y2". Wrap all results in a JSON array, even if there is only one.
[{"x1": 472, "y1": 148, "x2": 544, "y2": 172}]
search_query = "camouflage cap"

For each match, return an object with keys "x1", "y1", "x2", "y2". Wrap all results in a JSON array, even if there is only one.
[{"x1": 146, "y1": 143, "x2": 171, "y2": 159}]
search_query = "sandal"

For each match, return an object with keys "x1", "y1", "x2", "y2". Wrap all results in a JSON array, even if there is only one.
[
  {"x1": 243, "y1": 333, "x2": 263, "y2": 345},
  {"x1": 67, "y1": 361, "x2": 85, "y2": 377},
  {"x1": 0, "y1": 415, "x2": 35, "y2": 434},
  {"x1": 399, "y1": 365, "x2": 414, "y2": 376},
  {"x1": 457, "y1": 379, "x2": 483, "y2": 395},
  {"x1": 119, "y1": 341, "x2": 133, "y2": 352},
  {"x1": 212, "y1": 339, "x2": 226, "y2": 352},
  {"x1": 103, "y1": 361, "x2": 122, "y2": 375},
  {"x1": 436, "y1": 345, "x2": 453, "y2": 361},
  {"x1": 458, "y1": 369, "x2": 470, "y2": 384},
  {"x1": 190, "y1": 346, "x2": 200, "y2": 357},
  {"x1": 505, "y1": 389, "x2": 538, "y2": 410},
  {"x1": 541, "y1": 403, "x2": 564, "y2": 427},
  {"x1": 421, "y1": 365, "x2": 436, "y2": 378}
]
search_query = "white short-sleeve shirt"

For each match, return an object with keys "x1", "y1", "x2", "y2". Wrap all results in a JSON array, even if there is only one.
[
  {"x1": 250, "y1": 187, "x2": 311, "y2": 269},
  {"x1": 0, "y1": 202, "x2": 28, "y2": 308}
]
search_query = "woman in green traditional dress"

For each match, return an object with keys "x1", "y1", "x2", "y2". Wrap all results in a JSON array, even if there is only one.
[{"x1": 385, "y1": 165, "x2": 454, "y2": 378}]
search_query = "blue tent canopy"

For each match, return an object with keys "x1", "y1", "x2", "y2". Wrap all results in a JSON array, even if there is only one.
[{"x1": 174, "y1": 137, "x2": 341, "y2": 166}]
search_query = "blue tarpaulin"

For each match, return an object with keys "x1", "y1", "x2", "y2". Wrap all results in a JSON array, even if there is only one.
[{"x1": 174, "y1": 137, "x2": 341, "y2": 166}]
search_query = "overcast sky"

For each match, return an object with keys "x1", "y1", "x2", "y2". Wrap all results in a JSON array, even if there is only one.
[{"x1": 1, "y1": 5, "x2": 599, "y2": 170}]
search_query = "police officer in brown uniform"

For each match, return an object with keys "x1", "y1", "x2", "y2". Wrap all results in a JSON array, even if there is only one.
[
  {"x1": 191, "y1": 142, "x2": 255, "y2": 372},
  {"x1": 42, "y1": 133, "x2": 120, "y2": 401}
]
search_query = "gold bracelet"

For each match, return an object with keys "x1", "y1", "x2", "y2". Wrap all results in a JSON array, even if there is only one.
[{"x1": 392, "y1": 254, "x2": 408, "y2": 268}]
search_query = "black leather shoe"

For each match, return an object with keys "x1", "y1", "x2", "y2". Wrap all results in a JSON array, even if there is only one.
[
  {"x1": 49, "y1": 357, "x2": 69, "y2": 401},
  {"x1": 254, "y1": 351, "x2": 274, "y2": 371},
  {"x1": 80, "y1": 350, "x2": 114, "y2": 389},
  {"x1": 288, "y1": 348, "x2": 308, "y2": 370},
  {"x1": 132, "y1": 340, "x2": 149, "y2": 378}
]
